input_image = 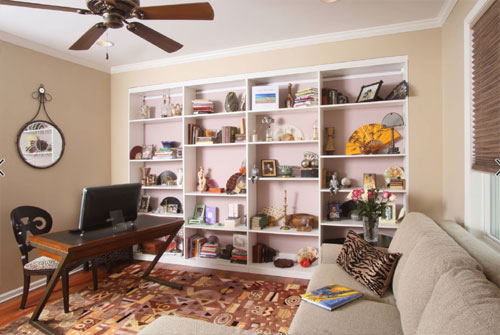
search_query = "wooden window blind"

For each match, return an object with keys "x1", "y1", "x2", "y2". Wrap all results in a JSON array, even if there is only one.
[{"x1": 471, "y1": 0, "x2": 500, "y2": 174}]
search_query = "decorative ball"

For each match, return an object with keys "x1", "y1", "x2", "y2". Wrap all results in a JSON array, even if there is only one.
[
  {"x1": 341, "y1": 177, "x2": 351, "y2": 187},
  {"x1": 310, "y1": 159, "x2": 319, "y2": 168},
  {"x1": 225, "y1": 92, "x2": 239, "y2": 112},
  {"x1": 299, "y1": 257, "x2": 311, "y2": 268},
  {"x1": 301, "y1": 159, "x2": 311, "y2": 168}
]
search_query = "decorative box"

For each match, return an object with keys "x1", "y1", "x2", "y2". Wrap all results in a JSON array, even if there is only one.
[{"x1": 301, "y1": 168, "x2": 319, "y2": 178}]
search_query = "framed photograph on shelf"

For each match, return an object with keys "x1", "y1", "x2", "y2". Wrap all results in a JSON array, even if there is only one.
[
  {"x1": 139, "y1": 195, "x2": 150, "y2": 213},
  {"x1": 363, "y1": 173, "x2": 376, "y2": 190},
  {"x1": 205, "y1": 206, "x2": 217, "y2": 224},
  {"x1": 189, "y1": 204, "x2": 206, "y2": 224},
  {"x1": 327, "y1": 202, "x2": 341, "y2": 221},
  {"x1": 167, "y1": 204, "x2": 178, "y2": 214},
  {"x1": 261, "y1": 159, "x2": 277, "y2": 177},
  {"x1": 356, "y1": 80, "x2": 383, "y2": 103},
  {"x1": 233, "y1": 233, "x2": 247, "y2": 250},
  {"x1": 142, "y1": 144, "x2": 154, "y2": 160},
  {"x1": 380, "y1": 202, "x2": 397, "y2": 224},
  {"x1": 385, "y1": 80, "x2": 409, "y2": 100},
  {"x1": 252, "y1": 85, "x2": 279, "y2": 110}
]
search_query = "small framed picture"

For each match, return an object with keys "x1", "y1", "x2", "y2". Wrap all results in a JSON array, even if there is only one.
[
  {"x1": 139, "y1": 195, "x2": 150, "y2": 213},
  {"x1": 233, "y1": 234, "x2": 247, "y2": 250},
  {"x1": 261, "y1": 159, "x2": 277, "y2": 177},
  {"x1": 380, "y1": 202, "x2": 397, "y2": 224},
  {"x1": 167, "y1": 204, "x2": 178, "y2": 214},
  {"x1": 194, "y1": 204, "x2": 205, "y2": 220},
  {"x1": 385, "y1": 80, "x2": 409, "y2": 100},
  {"x1": 327, "y1": 202, "x2": 341, "y2": 221},
  {"x1": 356, "y1": 80, "x2": 383, "y2": 103},
  {"x1": 363, "y1": 173, "x2": 376, "y2": 190},
  {"x1": 205, "y1": 206, "x2": 217, "y2": 224},
  {"x1": 252, "y1": 85, "x2": 279, "y2": 110},
  {"x1": 142, "y1": 144, "x2": 154, "y2": 160}
]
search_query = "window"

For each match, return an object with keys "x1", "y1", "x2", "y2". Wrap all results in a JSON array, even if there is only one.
[{"x1": 465, "y1": 0, "x2": 499, "y2": 242}]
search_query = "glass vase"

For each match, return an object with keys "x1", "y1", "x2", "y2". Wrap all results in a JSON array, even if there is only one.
[{"x1": 363, "y1": 216, "x2": 379, "y2": 243}]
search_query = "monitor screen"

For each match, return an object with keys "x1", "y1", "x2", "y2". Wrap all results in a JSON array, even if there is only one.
[{"x1": 78, "y1": 183, "x2": 142, "y2": 232}]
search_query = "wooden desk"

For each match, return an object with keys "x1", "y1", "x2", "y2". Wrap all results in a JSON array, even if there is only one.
[{"x1": 28, "y1": 215, "x2": 184, "y2": 335}]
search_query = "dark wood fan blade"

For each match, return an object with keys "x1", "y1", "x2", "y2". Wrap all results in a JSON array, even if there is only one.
[
  {"x1": 126, "y1": 22, "x2": 183, "y2": 53},
  {"x1": 69, "y1": 23, "x2": 107, "y2": 51},
  {"x1": 136, "y1": 2, "x2": 214, "y2": 20},
  {"x1": 0, "y1": 0, "x2": 88, "y2": 13}
]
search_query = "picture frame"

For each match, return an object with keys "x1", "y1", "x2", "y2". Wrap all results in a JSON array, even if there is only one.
[
  {"x1": 205, "y1": 206, "x2": 217, "y2": 224},
  {"x1": 327, "y1": 202, "x2": 341, "y2": 221},
  {"x1": 261, "y1": 159, "x2": 277, "y2": 177},
  {"x1": 142, "y1": 144, "x2": 154, "y2": 160},
  {"x1": 363, "y1": 173, "x2": 376, "y2": 190},
  {"x1": 233, "y1": 233, "x2": 247, "y2": 250},
  {"x1": 380, "y1": 202, "x2": 397, "y2": 224},
  {"x1": 356, "y1": 80, "x2": 383, "y2": 103},
  {"x1": 193, "y1": 204, "x2": 206, "y2": 220},
  {"x1": 167, "y1": 204, "x2": 178, "y2": 214},
  {"x1": 252, "y1": 85, "x2": 279, "y2": 110},
  {"x1": 385, "y1": 80, "x2": 409, "y2": 100},
  {"x1": 138, "y1": 195, "x2": 150, "y2": 213}
]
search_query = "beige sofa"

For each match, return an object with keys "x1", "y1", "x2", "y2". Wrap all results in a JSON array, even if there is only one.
[
  {"x1": 289, "y1": 212, "x2": 500, "y2": 335},
  {"x1": 140, "y1": 213, "x2": 500, "y2": 334}
]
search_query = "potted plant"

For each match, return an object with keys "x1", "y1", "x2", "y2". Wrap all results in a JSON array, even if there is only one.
[{"x1": 347, "y1": 188, "x2": 396, "y2": 243}]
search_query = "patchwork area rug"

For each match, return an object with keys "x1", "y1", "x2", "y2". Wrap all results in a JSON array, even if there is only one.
[{"x1": 1, "y1": 263, "x2": 307, "y2": 334}]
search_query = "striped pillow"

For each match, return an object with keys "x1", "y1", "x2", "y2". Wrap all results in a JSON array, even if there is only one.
[{"x1": 336, "y1": 230, "x2": 401, "y2": 296}]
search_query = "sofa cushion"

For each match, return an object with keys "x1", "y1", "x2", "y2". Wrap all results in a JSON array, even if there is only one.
[
  {"x1": 138, "y1": 315, "x2": 255, "y2": 335},
  {"x1": 389, "y1": 212, "x2": 444, "y2": 295},
  {"x1": 337, "y1": 231, "x2": 401, "y2": 296},
  {"x1": 290, "y1": 298, "x2": 403, "y2": 335},
  {"x1": 395, "y1": 231, "x2": 482, "y2": 335},
  {"x1": 308, "y1": 263, "x2": 396, "y2": 305},
  {"x1": 416, "y1": 267, "x2": 500, "y2": 335},
  {"x1": 438, "y1": 220, "x2": 500, "y2": 287}
]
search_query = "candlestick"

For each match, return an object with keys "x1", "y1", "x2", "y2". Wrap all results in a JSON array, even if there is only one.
[{"x1": 281, "y1": 189, "x2": 290, "y2": 230}]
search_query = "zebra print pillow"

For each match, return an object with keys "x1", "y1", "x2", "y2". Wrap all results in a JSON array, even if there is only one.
[{"x1": 336, "y1": 230, "x2": 401, "y2": 296}]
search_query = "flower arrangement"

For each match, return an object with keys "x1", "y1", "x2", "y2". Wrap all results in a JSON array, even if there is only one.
[{"x1": 347, "y1": 188, "x2": 396, "y2": 222}]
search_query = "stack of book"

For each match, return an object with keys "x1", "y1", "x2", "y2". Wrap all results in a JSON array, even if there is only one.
[
  {"x1": 188, "y1": 124, "x2": 202, "y2": 144},
  {"x1": 192, "y1": 99, "x2": 214, "y2": 114},
  {"x1": 199, "y1": 242, "x2": 220, "y2": 258},
  {"x1": 231, "y1": 247, "x2": 247, "y2": 264},
  {"x1": 196, "y1": 136, "x2": 214, "y2": 145},
  {"x1": 187, "y1": 234, "x2": 207, "y2": 258},
  {"x1": 251, "y1": 214, "x2": 268, "y2": 230},
  {"x1": 301, "y1": 283, "x2": 362, "y2": 311},
  {"x1": 389, "y1": 178, "x2": 405, "y2": 190},
  {"x1": 294, "y1": 88, "x2": 318, "y2": 107},
  {"x1": 153, "y1": 148, "x2": 177, "y2": 160}
]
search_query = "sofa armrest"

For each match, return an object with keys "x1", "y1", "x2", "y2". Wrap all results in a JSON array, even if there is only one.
[{"x1": 320, "y1": 243, "x2": 343, "y2": 264}]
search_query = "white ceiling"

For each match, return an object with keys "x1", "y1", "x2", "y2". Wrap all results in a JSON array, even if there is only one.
[{"x1": 0, "y1": 0, "x2": 452, "y2": 73}]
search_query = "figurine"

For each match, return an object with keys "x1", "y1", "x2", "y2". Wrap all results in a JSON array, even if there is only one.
[
  {"x1": 197, "y1": 166, "x2": 207, "y2": 192},
  {"x1": 140, "y1": 96, "x2": 149, "y2": 119},
  {"x1": 262, "y1": 116, "x2": 275, "y2": 142},
  {"x1": 285, "y1": 83, "x2": 294, "y2": 108},
  {"x1": 251, "y1": 164, "x2": 259, "y2": 184},
  {"x1": 329, "y1": 172, "x2": 340, "y2": 195}
]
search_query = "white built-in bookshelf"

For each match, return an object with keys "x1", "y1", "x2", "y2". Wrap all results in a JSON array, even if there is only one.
[{"x1": 128, "y1": 56, "x2": 409, "y2": 279}]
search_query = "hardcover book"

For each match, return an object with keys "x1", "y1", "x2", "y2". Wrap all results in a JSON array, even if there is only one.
[{"x1": 301, "y1": 284, "x2": 362, "y2": 311}]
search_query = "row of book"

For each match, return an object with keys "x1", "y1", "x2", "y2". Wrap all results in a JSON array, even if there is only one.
[
  {"x1": 192, "y1": 99, "x2": 214, "y2": 114},
  {"x1": 252, "y1": 243, "x2": 276, "y2": 263},
  {"x1": 199, "y1": 242, "x2": 220, "y2": 258},
  {"x1": 187, "y1": 122, "x2": 246, "y2": 145},
  {"x1": 294, "y1": 87, "x2": 318, "y2": 107},
  {"x1": 187, "y1": 234, "x2": 207, "y2": 258}
]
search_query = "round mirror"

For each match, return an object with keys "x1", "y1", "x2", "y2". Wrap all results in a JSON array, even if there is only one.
[{"x1": 16, "y1": 121, "x2": 65, "y2": 169}]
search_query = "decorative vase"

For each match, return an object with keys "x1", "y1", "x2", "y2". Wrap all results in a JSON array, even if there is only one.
[
  {"x1": 363, "y1": 216, "x2": 379, "y2": 243},
  {"x1": 225, "y1": 91, "x2": 239, "y2": 112}
]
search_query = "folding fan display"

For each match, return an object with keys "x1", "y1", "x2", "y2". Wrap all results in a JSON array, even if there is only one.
[{"x1": 346, "y1": 123, "x2": 400, "y2": 155}]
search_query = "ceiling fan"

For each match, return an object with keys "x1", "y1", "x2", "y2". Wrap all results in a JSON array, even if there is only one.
[{"x1": 0, "y1": 0, "x2": 214, "y2": 53}]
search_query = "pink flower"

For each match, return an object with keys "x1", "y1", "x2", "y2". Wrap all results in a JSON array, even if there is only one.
[
  {"x1": 382, "y1": 191, "x2": 391, "y2": 199},
  {"x1": 352, "y1": 195, "x2": 358, "y2": 201},
  {"x1": 367, "y1": 191, "x2": 373, "y2": 200}
]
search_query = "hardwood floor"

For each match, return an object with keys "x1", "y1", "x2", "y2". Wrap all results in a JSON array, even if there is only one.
[{"x1": 0, "y1": 261, "x2": 309, "y2": 328}]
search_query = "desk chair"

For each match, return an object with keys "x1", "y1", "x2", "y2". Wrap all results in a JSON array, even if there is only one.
[{"x1": 10, "y1": 206, "x2": 98, "y2": 312}]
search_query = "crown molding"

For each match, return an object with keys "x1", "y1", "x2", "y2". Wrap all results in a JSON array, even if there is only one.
[
  {"x1": 0, "y1": 32, "x2": 110, "y2": 73},
  {"x1": 111, "y1": 1, "x2": 456, "y2": 74}
]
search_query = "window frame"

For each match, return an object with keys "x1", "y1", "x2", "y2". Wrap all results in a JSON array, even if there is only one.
[{"x1": 464, "y1": 0, "x2": 500, "y2": 244}]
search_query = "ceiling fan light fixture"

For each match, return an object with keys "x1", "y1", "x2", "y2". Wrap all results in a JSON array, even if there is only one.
[{"x1": 97, "y1": 40, "x2": 114, "y2": 47}]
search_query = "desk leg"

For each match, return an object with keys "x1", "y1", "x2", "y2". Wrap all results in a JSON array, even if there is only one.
[
  {"x1": 142, "y1": 231, "x2": 183, "y2": 290},
  {"x1": 29, "y1": 253, "x2": 69, "y2": 335}
]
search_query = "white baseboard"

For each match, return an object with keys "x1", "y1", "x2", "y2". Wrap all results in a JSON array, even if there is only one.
[{"x1": 0, "y1": 266, "x2": 84, "y2": 304}]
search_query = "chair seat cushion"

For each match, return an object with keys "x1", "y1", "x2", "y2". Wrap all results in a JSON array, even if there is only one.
[{"x1": 24, "y1": 256, "x2": 59, "y2": 271}]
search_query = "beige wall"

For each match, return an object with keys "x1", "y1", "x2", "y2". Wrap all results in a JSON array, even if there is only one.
[
  {"x1": 111, "y1": 29, "x2": 443, "y2": 220},
  {"x1": 442, "y1": 0, "x2": 478, "y2": 224},
  {"x1": 0, "y1": 41, "x2": 111, "y2": 294}
]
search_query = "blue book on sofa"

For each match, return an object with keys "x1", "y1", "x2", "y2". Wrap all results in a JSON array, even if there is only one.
[{"x1": 301, "y1": 284, "x2": 362, "y2": 311}]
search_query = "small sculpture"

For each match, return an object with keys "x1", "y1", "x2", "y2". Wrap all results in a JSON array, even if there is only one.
[
  {"x1": 285, "y1": 83, "x2": 294, "y2": 108},
  {"x1": 251, "y1": 164, "x2": 259, "y2": 184},
  {"x1": 225, "y1": 91, "x2": 239, "y2": 112},
  {"x1": 329, "y1": 172, "x2": 340, "y2": 195},
  {"x1": 341, "y1": 177, "x2": 351, "y2": 188},
  {"x1": 161, "y1": 92, "x2": 169, "y2": 118},
  {"x1": 325, "y1": 127, "x2": 335, "y2": 155},
  {"x1": 140, "y1": 96, "x2": 149, "y2": 119},
  {"x1": 197, "y1": 166, "x2": 207, "y2": 192},
  {"x1": 262, "y1": 116, "x2": 275, "y2": 142}
]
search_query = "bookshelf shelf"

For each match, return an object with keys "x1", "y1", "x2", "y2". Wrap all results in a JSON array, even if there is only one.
[
  {"x1": 185, "y1": 224, "x2": 247, "y2": 232},
  {"x1": 184, "y1": 191, "x2": 247, "y2": 198},
  {"x1": 249, "y1": 226, "x2": 319, "y2": 237},
  {"x1": 249, "y1": 140, "x2": 318, "y2": 145}
]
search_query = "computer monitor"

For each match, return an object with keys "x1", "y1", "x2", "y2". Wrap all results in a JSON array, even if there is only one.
[{"x1": 78, "y1": 183, "x2": 142, "y2": 232}]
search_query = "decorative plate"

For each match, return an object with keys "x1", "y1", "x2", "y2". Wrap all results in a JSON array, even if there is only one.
[
  {"x1": 258, "y1": 206, "x2": 285, "y2": 225},
  {"x1": 384, "y1": 166, "x2": 405, "y2": 184},
  {"x1": 273, "y1": 125, "x2": 304, "y2": 141},
  {"x1": 129, "y1": 145, "x2": 143, "y2": 160},
  {"x1": 226, "y1": 173, "x2": 242, "y2": 193},
  {"x1": 346, "y1": 123, "x2": 400, "y2": 155},
  {"x1": 157, "y1": 170, "x2": 177, "y2": 185}
]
